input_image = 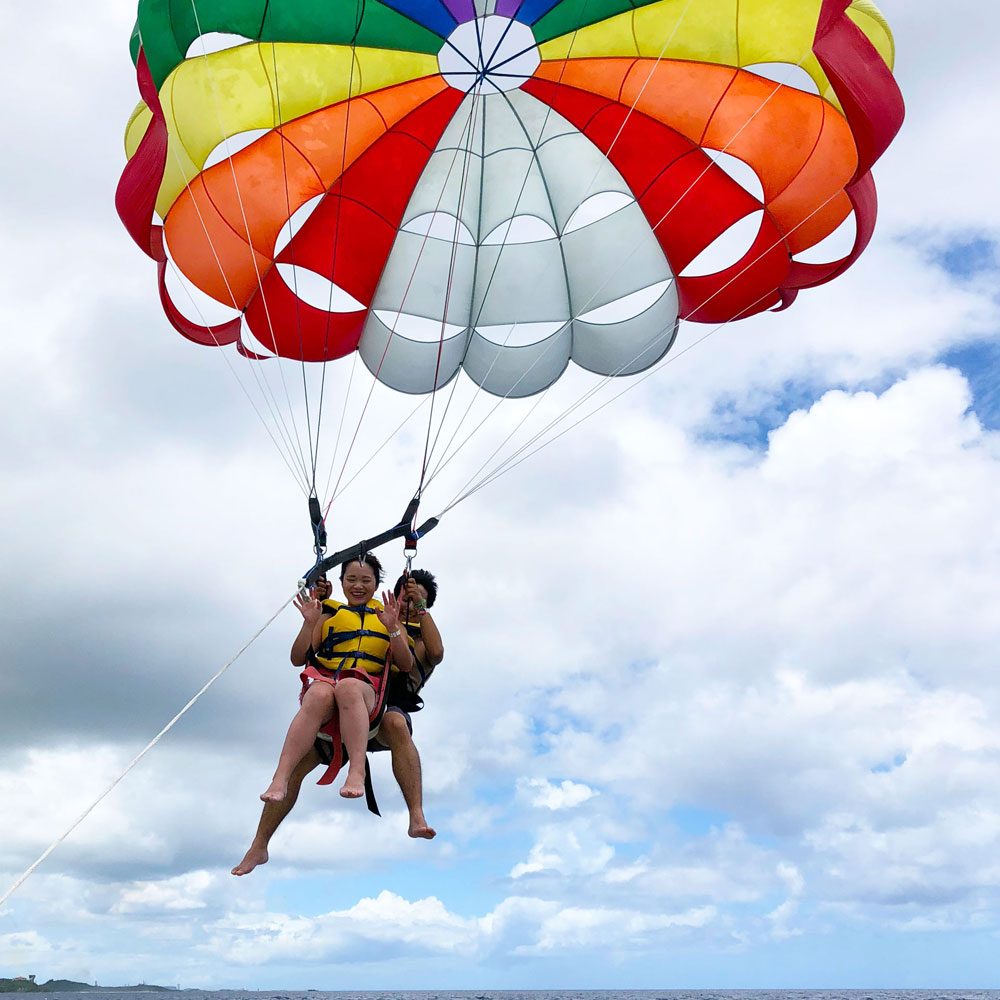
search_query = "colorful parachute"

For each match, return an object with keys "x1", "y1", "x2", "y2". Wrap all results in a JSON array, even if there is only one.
[{"x1": 118, "y1": 0, "x2": 903, "y2": 398}]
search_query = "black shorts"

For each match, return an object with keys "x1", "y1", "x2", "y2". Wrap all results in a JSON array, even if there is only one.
[{"x1": 313, "y1": 705, "x2": 413, "y2": 763}]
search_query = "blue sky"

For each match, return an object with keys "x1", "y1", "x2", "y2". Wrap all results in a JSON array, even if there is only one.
[{"x1": 2, "y1": 0, "x2": 1000, "y2": 990}]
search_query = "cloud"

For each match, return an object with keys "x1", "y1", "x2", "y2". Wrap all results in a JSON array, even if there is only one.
[
  {"x1": 516, "y1": 777, "x2": 597, "y2": 810},
  {"x1": 3, "y1": 0, "x2": 1000, "y2": 987},
  {"x1": 509, "y1": 822, "x2": 615, "y2": 879}
]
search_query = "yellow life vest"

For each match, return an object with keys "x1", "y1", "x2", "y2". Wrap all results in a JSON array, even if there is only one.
[{"x1": 315, "y1": 599, "x2": 396, "y2": 675}]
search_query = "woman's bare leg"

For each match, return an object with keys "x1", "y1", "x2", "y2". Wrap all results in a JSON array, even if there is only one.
[
  {"x1": 334, "y1": 678, "x2": 376, "y2": 798},
  {"x1": 261, "y1": 684, "x2": 336, "y2": 802}
]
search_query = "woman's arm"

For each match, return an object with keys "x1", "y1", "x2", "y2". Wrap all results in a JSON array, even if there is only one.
[{"x1": 291, "y1": 594, "x2": 323, "y2": 666}]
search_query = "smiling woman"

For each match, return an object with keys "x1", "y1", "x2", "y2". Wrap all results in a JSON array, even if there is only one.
[{"x1": 115, "y1": 0, "x2": 905, "y2": 526}]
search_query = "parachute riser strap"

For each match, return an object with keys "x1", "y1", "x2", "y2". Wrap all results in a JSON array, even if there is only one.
[
  {"x1": 301, "y1": 496, "x2": 438, "y2": 589},
  {"x1": 308, "y1": 494, "x2": 328, "y2": 555}
]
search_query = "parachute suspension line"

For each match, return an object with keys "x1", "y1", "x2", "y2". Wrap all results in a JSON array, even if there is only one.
[
  {"x1": 186, "y1": 0, "x2": 313, "y2": 483},
  {"x1": 526, "y1": 0, "x2": 699, "y2": 225},
  {"x1": 423, "y1": 85, "x2": 576, "y2": 490},
  {"x1": 317, "y1": 93, "x2": 486, "y2": 521},
  {"x1": 156, "y1": 136, "x2": 311, "y2": 491},
  {"x1": 418, "y1": 12, "x2": 597, "y2": 487},
  {"x1": 267, "y1": 37, "x2": 318, "y2": 494},
  {"x1": 443, "y1": 291, "x2": 782, "y2": 512},
  {"x1": 311, "y1": 0, "x2": 370, "y2": 498},
  {"x1": 161, "y1": 256, "x2": 312, "y2": 493},
  {"x1": 148, "y1": 21, "x2": 312, "y2": 493},
  {"x1": 320, "y1": 347, "x2": 362, "y2": 504},
  {"x1": 0, "y1": 592, "x2": 296, "y2": 908},
  {"x1": 449, "y1": 183, "x2": 848, "y2": 508},
  {"x1": 428, "y1": 21, "x2": 821, "y2": 494},
  {"x1": 412, "y1": 102, "x2": 490, "y2": 487},
  {"x1": 424, "y1": 79, "x2": 604, "y2": 489},
  {"x1": 439, "y1": 186, "x2": 850, "y2": 513},
  {"x1": 415, "y1": 89, "x2": 486, "y2": 498},
  {"x1": 560, "y1": 52, "x2": 835, "y2": 324},
  {"x1": 328, "y1": 395, "x2": 431, "y2": 506}
]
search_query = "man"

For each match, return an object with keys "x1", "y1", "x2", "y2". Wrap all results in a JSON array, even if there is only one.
[{"x1": 232, "y1": 569, "x2": 443, "y2": 876}]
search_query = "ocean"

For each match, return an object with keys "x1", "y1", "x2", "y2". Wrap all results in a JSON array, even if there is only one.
[{"x1": 24, "y1": 991, "x2": 1000, "y2": 1000}]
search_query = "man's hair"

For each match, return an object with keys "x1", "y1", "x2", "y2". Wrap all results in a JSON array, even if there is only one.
[
  {"x1": 393, "y1": 568, "x2": 438, "y2": 608},
  {"x1": 340, "y1": 552, "x2": 383, "y2": 585}
]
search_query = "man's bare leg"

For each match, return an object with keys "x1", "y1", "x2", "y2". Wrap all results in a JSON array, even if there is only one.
[
  {"x1": 378, "y1": 711, "x2": 435, "y2": 839},
  {"x1": 233, "y1": 747, "x2": 322, "y2": 876}
]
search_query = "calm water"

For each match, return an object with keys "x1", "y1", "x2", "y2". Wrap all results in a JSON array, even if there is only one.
[{"x1": 27, "y1": 991, "x2": 1000, "y2": 1000}]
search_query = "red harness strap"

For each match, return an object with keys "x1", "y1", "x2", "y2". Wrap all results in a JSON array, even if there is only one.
[{"x1": 300, "y1": 659, "x2": 391, "y2": 792}]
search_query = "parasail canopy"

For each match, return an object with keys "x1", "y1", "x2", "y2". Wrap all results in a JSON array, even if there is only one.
[{"x1": 118, "y1": 0, "x2": 904, "y2": 400}]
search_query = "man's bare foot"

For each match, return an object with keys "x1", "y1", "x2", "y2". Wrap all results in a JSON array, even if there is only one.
[
  {"x1": 408, "y1": 815, "x2": 436, "y2": 839},
  {"x1": 231, "y1": 845, "x2": 268, "y2": 876},
  {"x1": 260, "y1": 779, "x2": 287, "y2": 803},
  {"x1": 340, "y1": 771, "x2": 365, "y2": 798}
]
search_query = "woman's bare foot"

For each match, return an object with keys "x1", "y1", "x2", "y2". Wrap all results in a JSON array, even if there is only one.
[
  {"x1": 340, "y1": 769, "x2": 366, "y2": 799},
  {"x1": 408, "y1": 815, "x2": 436, "y2": 840},
  {"x1": 260, "y1": 779, "x2": 288, "y2": 803},
  {"x1": 231, "y1": 845, "x2": 268, "y2": 876}
]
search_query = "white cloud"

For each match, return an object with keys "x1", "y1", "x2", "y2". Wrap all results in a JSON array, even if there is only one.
[
  {"x1": 113, "y1": 871, "x2": 219, "y2": 914},
  {"x1": 516, "y1": 777, "x2": 597, "y2": 810},
  {"x1": 2, "y1": 0, "x2": 1000, "y2": 987},
  {"x1": 510, "y1": 823, "x2": 615, "y2": 879}
]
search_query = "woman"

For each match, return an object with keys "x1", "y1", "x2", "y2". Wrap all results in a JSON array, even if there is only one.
[{"x1": 260, "y1": 553, "x2": 412, "y2": 802}]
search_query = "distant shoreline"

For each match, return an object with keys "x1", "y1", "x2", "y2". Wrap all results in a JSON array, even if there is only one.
[{"x1": 0, "y1": 983, "x2": 173, "y2": 994}]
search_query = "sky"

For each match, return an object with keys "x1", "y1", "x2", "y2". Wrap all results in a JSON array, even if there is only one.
[{"x1": 1, "y1": 0, "x2": 999, "y2": 990}]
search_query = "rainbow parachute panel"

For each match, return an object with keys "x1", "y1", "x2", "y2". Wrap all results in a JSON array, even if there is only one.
[{"x1": 118, "y1": 0, "x2": 903, "y2": 398}]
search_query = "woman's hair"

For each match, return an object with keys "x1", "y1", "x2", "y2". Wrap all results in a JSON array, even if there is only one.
[
  {"x1": 393, "y1": 568, "x2": 438, "y2": 608},
  {"x1": 340, "y1": 552, "x2": 383, "y2": 585}
]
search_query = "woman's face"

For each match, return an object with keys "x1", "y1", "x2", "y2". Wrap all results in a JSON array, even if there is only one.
[{"x1": 341, "y1": 561, "x2": 378, "y2": 606}]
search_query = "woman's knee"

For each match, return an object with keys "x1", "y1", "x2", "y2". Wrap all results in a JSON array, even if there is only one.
[
  {"x1": 302, "y1": 682, "x2": 336, "y2": 712},
  {"x1": 335, "y1": 678, "x2": 374, "y2": 708}
]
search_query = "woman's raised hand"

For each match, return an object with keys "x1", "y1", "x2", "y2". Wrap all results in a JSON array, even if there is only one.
[
  {"x1": 378, "y1": 590, "x2": 402, "y2": 631},
  {"x1": 294, "y1": 594, "x2": 323, "y2": 625}
]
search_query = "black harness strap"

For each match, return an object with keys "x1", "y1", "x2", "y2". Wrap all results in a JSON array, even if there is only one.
[{"x1": 301, "y1": 495, "x2": 439, "y2": 589}]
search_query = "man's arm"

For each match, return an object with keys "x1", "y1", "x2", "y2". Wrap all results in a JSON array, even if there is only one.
[{"x1": 415, "y1": 610, "x2": 444, "y2": 666}]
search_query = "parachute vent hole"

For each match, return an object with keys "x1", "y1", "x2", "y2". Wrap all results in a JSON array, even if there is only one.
[
  {"x1": 794, "y1": 211, "x2": 858, "y2": 265},
  {"x1": 402, "y1": 212, "x2": 476, "y2": 246},
  {"x1": 204, "y1": 129, "x2": 270, "y2": 171},
  {"x1": 703, "y1": 151, "x2": 765, "y2": 204},
  {"x1": 233, "y1": 320, "x2": 277, "y2": 358},
  {"x1": 564, "y1": 192, "x2": 635, "y2": 234},
  {"x1": 276, "y1": 265, "x2": 365, "y2": 314},
  {"x1": 680, "y1": 211, "x2": 765, "y2": 278},
  {"x1": 185, "y1": 33, "x2": 256, "y2": 59},
  {"x1": 373, "y1": 310, "x2": 466, "y2": 344},
  {"x1": 744, "y1": 62, "x2": 821, "y2": 96},
  {"x1": 162, "y1": 240, "x2": 241, "y2": 327},
  {"x1": 274, "y1": 195, "x2": 325, "y2": 258},
  {"x1": 482, "y1": 216, "x2": 558, "y2": 246},
  {"x1": 577, "y1": 280, "x2": 673, "y2": 325},
  {"x1": 473, "y1": 321, "x2": 567, "y2": 347}
]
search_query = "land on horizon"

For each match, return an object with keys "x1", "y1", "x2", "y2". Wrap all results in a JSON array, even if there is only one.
[{"x1": 0, "y1": 981, "x2": 173, "y2": 994}]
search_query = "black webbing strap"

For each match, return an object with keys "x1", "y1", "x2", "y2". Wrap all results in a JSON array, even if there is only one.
[
  {"x1": 364, "y1": 756, "x2": 379, "y2": 816},
  {"x1": 301, "y1": 495, "x2": 439, "y2": 589}
]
